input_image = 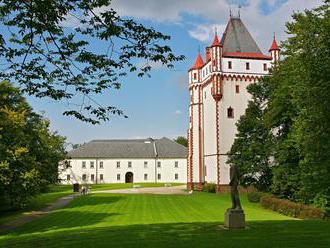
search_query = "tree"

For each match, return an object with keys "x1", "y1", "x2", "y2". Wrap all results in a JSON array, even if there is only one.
[
  {"x1": 174, "y1": 136, "x2": 188, "y2": 147},
  {"x1": 229, "y1": 1, "x2": 330, "y2": 207},
  {"x1": 0, "y1": 81, "x2": 66, "y2": 208},
  {"x1": 228, "y1": 79, "x2": 273, "y2": 191},
  {"x1": 0, "y1": 0, "x2": 185, "y2": 124}
]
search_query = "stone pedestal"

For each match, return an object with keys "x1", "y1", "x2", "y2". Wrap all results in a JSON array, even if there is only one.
[{"x1": 224, "y1": 209, "x2": 245, "y2": 229}]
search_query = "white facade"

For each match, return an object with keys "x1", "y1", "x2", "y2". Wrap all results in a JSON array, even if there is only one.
[
  {"x1": 187, "y1": 16, "x2": 280, "y2": 191},
  {"x1": 59, "y1": 158, "x2": 187, "y2": 184}
]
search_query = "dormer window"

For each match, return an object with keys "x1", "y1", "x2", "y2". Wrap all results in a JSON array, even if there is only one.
[
  {"x1": 246, "y1": 62, "x2": 250, "y2": 70},
  {"x1": 228, "y1": 61, "x2": 232, "y2": 69},
  {"x1": 227, "y1": 107, "x2": 234, "y2": 118}
]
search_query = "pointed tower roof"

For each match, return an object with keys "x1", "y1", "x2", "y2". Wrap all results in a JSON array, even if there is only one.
[
  {"x1": 191, "y1": 51, "x2": 204, "y2": 70},
  {"x1": 220, "y1": 17, "x2": 262, "y2": 54},
  {"x1": 220, "y1": 17, "x2": 272, "y2": 60},
  {"x1": 269, "y1": 35, "x2": 280, "y2": 52},
  {"x1": 212, "y1": 32, "x2": 220, "y2": 46}
]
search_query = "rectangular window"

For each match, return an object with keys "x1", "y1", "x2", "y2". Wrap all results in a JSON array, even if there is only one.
[
  {"x1": 246, "y1": 62, "x2": 250, "y2": 70},
  {"x1": 157, "y1": 173, "x2": 161, "y2": 180},
  {"x1": 99, "y1": 161, "x2": 103, "y2": 169},
  {"x1": 91, "y1": 174, "x2": 95, "y2": 181},
  {"x1": 263, "y1": 63, "x2": 267, "y2": 71},
  {"x1": 175, "y1": 173, "x2": 179, "y2": 180},
  {"x1": 100, "y1": 174, "x2": 104, "y2": 180},
  {"x1": 82, "y1": 161, "x2": 86, "y2": 169},
  {"x1": 90, "y1": 161, "x2": 94, "y2": 169},
  {"x1": 82, "y1": 174, "x2": 86, "y2": 181},
  {"x1": 116, "y1": 161, "x2": 120, "y2": 168},
  {"x1": 144, "y1": 174, "x2": 148, "y2": 180},
  {"x1": 204, "y1": 91, "x2": 206, "y2": 99},
  {"x1": 117, "y1": 174, "x2": 120, "y2": 180},
  {"x1": 128, "y1": 161, "x2": 132, "y2": 168},
  {"x1": 67, "y1": 174, "x2": 70, "y2": 181},
  {"x1": 193, "y1": 73, "x2": 197, "y2": 80},
  {"x1": 144, "y1": 161, "x2": 148, "y2": 168},
  {"x1": 175, "y1": 161, "x2": 179, "y2": 168},
  {"x1": 235, "y1": 85, "x2": 240, "y2": 93},
  {"x1": 157, "y1": 161, "x2": 161, "y2": 168},
  {"x1": 228, "y1": 61, "x2": 232, "y2": 69},
  {"x1": 227, "y1": 107, "x2": 234, "y2": 118}
]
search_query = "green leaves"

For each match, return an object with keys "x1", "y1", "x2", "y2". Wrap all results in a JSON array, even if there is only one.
[
  {"x1": 0, "y1": 0, "x2": 185, "y2": 124},
  {"x1": 0, "y1": 81, "x2": 67, "y2": 209}
]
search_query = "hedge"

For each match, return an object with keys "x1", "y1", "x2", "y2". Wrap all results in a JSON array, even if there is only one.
[
  {"x1": 260, "y1": 194, "x2": 325, "y2": 220},
  {"x1": 247, "y1": 191, "x2": 263, "y2": 203},
  {"x1": 202, "y1": 183, "x2": 216, "y2": 193}
]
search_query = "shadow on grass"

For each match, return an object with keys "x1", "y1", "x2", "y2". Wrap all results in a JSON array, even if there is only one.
[{"x1": 1, "y1": 220, "x2": 330, "y2": 248}]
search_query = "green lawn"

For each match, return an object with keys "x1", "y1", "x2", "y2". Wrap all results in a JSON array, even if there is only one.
[
  {"x1": 1, "y1": 192, "x2": 330, "y2": 247},
  {"x1": 0, "y1": 183, "x2": 182, "y2": 225}
]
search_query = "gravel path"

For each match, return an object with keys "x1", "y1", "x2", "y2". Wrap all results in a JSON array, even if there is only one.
[
  {"x1": 0, "y1": 194, "x2": 79, "y2": 232},
  {"x1": 94, "y1": 185, "x2": 188, "y2": 195}
]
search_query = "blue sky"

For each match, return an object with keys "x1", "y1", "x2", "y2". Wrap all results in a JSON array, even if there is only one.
[{"x1": 25, "y1": 0, "x2": 322, "y2": 145}]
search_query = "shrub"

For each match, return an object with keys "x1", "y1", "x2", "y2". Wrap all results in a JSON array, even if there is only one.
[
  {"x1": 202, "y1": 183, "x2": 216, "y2": 193},
  {"x1": 247, "y1": 191, "x2": 263, "y2": 203},
  {"x1": 260, "y1": 194, "x2": 325, "y2": 220}
]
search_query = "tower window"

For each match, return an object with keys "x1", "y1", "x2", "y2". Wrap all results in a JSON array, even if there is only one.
[
  {"x1": 263, "y1": 63, "x2": 267, "y2": 71},
  {"x1": 227, "y1": 107, "x2": 234, "y2": 118},
  {"x1": 193, "y1": 73, "x2": 197, "y2": 80},
  {"x1": 246, "y1": 62, "x2": 250, "y2": 70},
  {"x1": 235, "y1": 85, "x2": 240, "y2": 93},
  {"x1": 228, "y1": 61, "x2": 232, "y2": 69}
]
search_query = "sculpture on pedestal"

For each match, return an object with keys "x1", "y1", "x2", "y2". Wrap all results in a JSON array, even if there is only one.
[{"x1": 224, "y1": 164, "x2": 245, "y2": 229}]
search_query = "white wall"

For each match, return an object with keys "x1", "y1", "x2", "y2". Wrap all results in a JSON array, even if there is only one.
[{"x1": 59, "y1": 158, "x2": 187, "y2": 184}]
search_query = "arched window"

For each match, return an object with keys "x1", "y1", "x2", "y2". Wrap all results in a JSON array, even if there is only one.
[{"x1": 227, "y1": 107, "x2": 234, "y2": 118}]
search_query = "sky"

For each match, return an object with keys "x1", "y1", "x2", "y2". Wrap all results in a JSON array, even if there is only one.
[{"x1": 26, "y1": 0, "x2": 322, "y2": 146}]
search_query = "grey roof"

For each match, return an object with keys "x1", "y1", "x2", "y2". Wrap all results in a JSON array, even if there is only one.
[
  {"x1": 67, "y1": 137, "x2": 187, "y2": 159},
  {"x1": 220, "y1": 17, "x2": 262, "y2": 54}
]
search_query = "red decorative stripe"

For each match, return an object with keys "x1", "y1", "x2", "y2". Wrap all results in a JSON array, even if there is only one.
[{"x1": 223, "y1": 52, "x2": 272, "y2": 60}]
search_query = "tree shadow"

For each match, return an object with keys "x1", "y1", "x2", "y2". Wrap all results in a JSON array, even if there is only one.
[{"x1": 1, "y1": 220, "x2": 330, "y2": 247}]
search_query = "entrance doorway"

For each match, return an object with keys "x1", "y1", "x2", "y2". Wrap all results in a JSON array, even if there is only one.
[{"x1": 125, "y1": 172, "x2": 133, "y2": 183}]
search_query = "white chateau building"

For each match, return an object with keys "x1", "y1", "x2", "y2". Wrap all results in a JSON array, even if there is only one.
[
  {"x1": 59, "y1": 138, "x2": 187, "y2": 184},
  {"x1": 187, "y1": 16, "x2": 280, "y2": 192}
]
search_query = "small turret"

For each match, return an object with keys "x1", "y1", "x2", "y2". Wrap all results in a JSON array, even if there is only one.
[
  {"x1": 210, "y1": 31, "x2": 222, "y2": 72},
  {"x1": 189, "y1": 51, "x2": 204, "y2": 84},
  {"x1": 269, "y1": 34, "x2": 280, "y2": 64}
]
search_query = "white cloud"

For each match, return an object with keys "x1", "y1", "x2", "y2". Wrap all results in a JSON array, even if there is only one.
[
  {"x1": 188, "y1": 24, "x2": 227, "y2": 42},
  {"x1": 109, "y1": 0, "x2": 322, "y2": 53},
  {"x1": 174, "y1": 110, "x2": 182, "y2": 115}
]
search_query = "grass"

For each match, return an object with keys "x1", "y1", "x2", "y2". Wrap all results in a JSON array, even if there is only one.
[
  {"x1": 1, "y1": 192, "x2": 330, "y2": 247},
  {"x1": 0, "y1": 183, "x2": 182, "y2": 225}
]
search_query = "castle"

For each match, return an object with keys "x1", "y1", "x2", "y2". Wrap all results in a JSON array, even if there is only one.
[{"x1": 187, "y1": 15, "x2": 280, "y2": 192}]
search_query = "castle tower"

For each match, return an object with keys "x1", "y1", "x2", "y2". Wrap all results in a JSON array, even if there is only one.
[{"x1": 187, "y1": 15, "x2": 277, "y2": 192}]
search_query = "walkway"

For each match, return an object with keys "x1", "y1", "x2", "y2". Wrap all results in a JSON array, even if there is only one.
[{"x1": 0, "y1": 194, "x2": 79, "y2": 232}]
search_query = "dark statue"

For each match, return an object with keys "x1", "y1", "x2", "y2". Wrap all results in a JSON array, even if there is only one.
[
  {"x1": 229, "y1": 164, "x2": 242, "y2": 210},
  {"x1": 224, "y1": 164, "x2": 245, "y2": 229}
]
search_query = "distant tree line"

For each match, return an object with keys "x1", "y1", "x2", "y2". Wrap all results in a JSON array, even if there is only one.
[
  {"x1": 0, "y1": 81, "x2": 66, "y2": 209},
  {"x1": 229, "y1": 2, "x2": 330, "y2": 208}
]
